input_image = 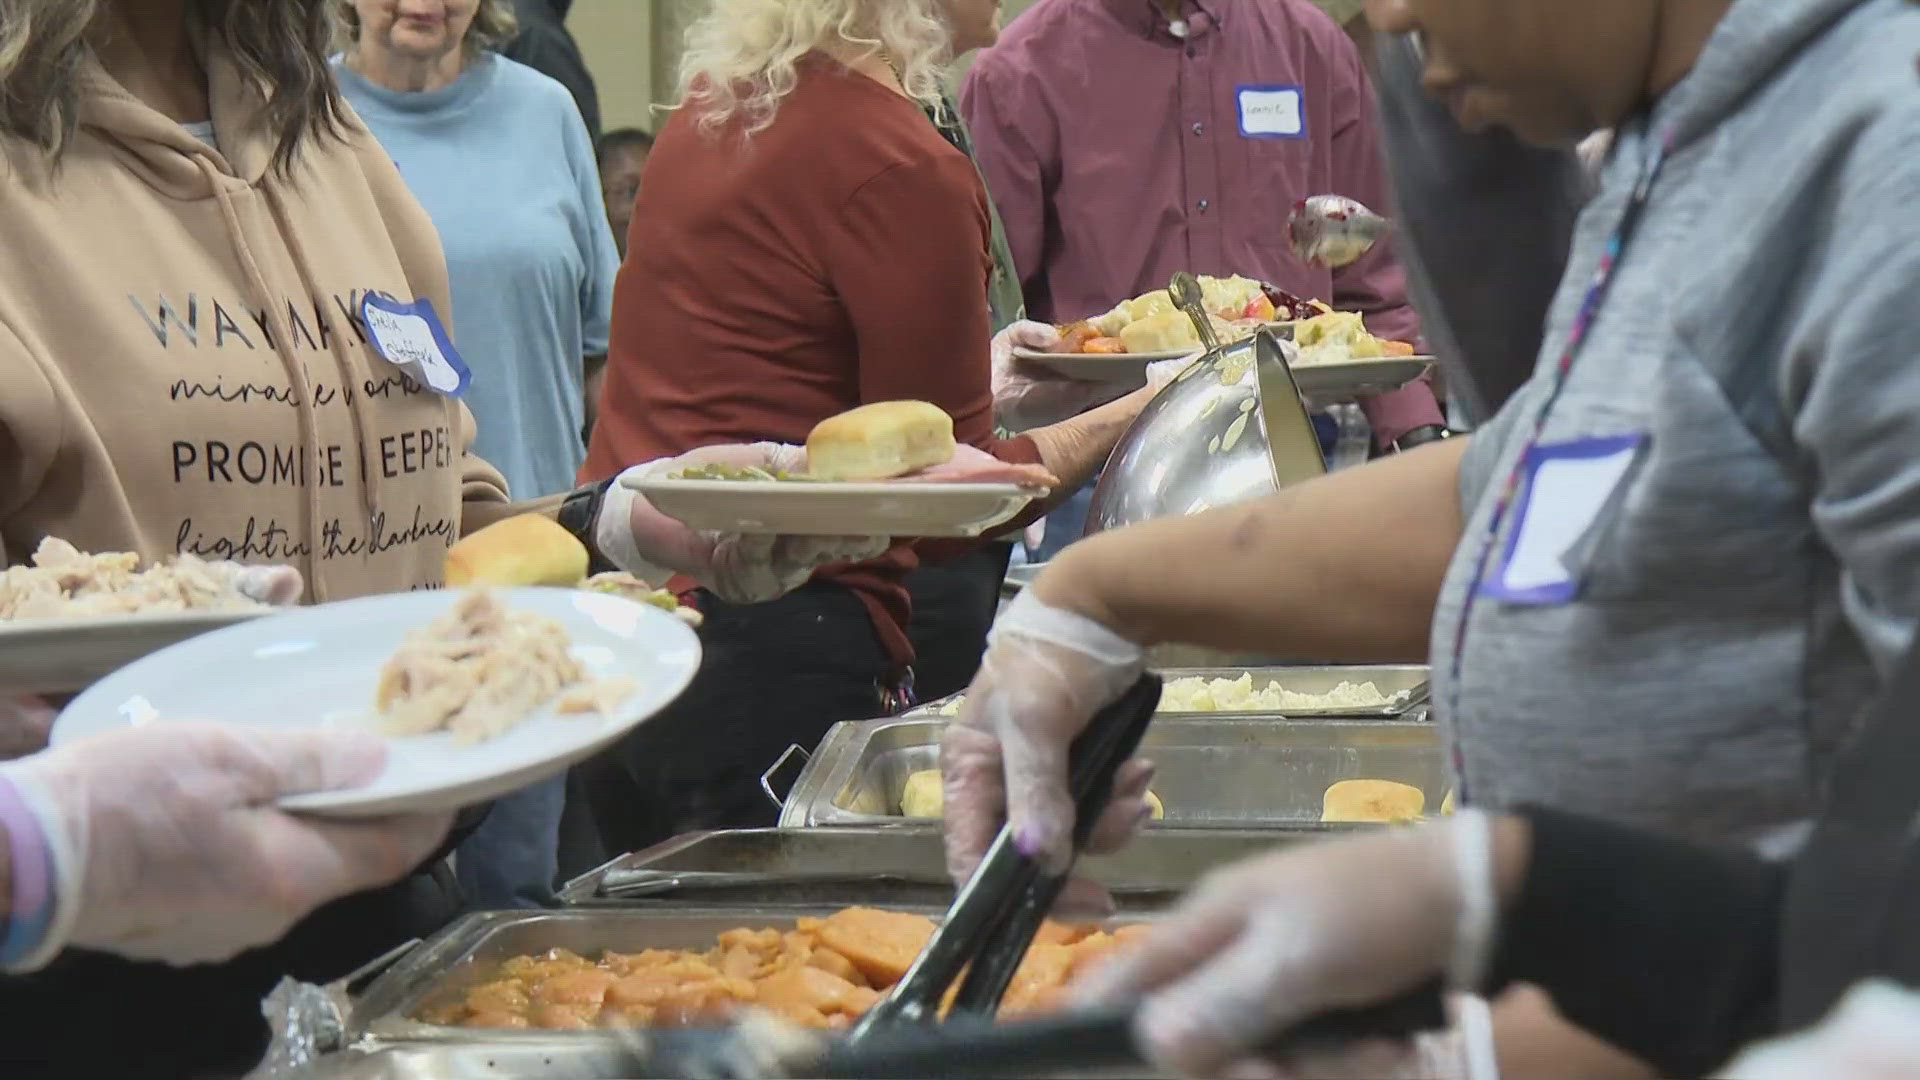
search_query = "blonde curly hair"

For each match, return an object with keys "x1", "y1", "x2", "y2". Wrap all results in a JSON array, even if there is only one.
[{"x1": 676, "y1": 0, "x2": 954, "y2": 137}]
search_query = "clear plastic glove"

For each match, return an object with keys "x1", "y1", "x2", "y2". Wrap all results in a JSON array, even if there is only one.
[
  {"x1": 600, "y1": 443, "x2": 892, "y2": 605},
  {"x1": 1072, "y1": 821, "x2": 1467, "y2": 1079},
  {"x1": 1721, "y1": 981, "x2": 1920, "y2": 1080},
  {"x1": 1145, "y1": 353, "x2": 1204, "y2": 394},
  {"x1": 939, "y1": 590, "x2": 1148, "y2": 910},
  {"x1": 207, "y1": 561, "x2": 306, "y2": 606},
  {"x1": 992, "y1": 320, "x2": 1131, "y2": 432},
  {"x1": 4, "y1": 723, "x2": 452, "y2": 968}
]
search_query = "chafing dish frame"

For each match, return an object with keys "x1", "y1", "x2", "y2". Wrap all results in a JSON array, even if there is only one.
[{"x1": 779, "y1": 715, "x2": 1444, "y2": 829}]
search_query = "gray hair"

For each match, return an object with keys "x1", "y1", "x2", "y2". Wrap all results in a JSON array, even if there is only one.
[
  {"x1": 333, "y1": 0, "x2": 519, "y2": 58},
  {"x1": 0, "y1": 0, "x2": 350, "y2": 173}
]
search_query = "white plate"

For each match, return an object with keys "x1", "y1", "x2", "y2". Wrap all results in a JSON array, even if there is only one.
[
  {"x1": 628, "y1": 477, "x2": 1039, "y2": 538},
  {"x1": 1012, "y1": 347, "x2": 1193, "y2": 384},
  {"x1": 0, "y1": 609, "x2": 268, "y2": 696},
  {"x1": 1291, "y1": 356, "x2": 1433, "y2": 401},
  {"x1": 51, "y1": 588, "x2": 702, "y2": 818}
]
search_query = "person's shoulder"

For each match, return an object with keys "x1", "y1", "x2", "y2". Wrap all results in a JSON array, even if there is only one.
[
  {"x1": 488, "y1": 54, "x2": 582, "y2": 115},
  {"x1": 969, "y1": 0, "x2": 1078, "y2": 82},
  {"x1": 1249, "y1": 0, "x2": 1359, "y2": 50}
]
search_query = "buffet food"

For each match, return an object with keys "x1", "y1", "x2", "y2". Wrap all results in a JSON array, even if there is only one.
[
  {"x1": 804, "y1": 400, "x2": 957, "y2": 481},
  {"x1": 919, "y1": 673, "x2": 1409, "y2": 716},
  {"x1": 1049, "y1": 274, "x2": 1288, "y2": 356},
  {"x1": 898, "y1": 768, "x2": 1164, "y2": 821},
  {"x1": 375, "y1": 590, "x2": 631, "y2": 742},
  {"x1": 1321, "y1": 779, "x2": 1426, "y2": 823},
  {"x1": 1291, "y1": 310, "x2": 1419, "y2": 366},
  {"x1": 1160, "y1": 673, "x2": 1409, "y2": 712},
  {"x1": 419, "y1": 907, "x2": 1151, "y2": 1031},
  {"x1": 667, "y1": 402, "x2": 1056, "y2": 490},
  {"x1": 0, "y1": 537, "x2": 266, "y2": 621},
  {"x1": 444, "y1": 514, "x2": 702, "y2": 627}
]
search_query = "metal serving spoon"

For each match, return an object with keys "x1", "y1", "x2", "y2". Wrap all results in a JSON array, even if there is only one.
[{"x1": 1289, "y1": 195, "x2": 1393, "y2": 269}]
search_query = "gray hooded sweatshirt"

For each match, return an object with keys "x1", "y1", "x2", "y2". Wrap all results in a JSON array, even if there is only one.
[{"x1": 1431, "y1": 0, "x2": 1920, "y2": 848}]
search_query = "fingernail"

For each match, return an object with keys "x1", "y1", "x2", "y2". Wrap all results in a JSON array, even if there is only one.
[{"x1": 1015, "y1": 824, "x2": 1046, "y2": 859}]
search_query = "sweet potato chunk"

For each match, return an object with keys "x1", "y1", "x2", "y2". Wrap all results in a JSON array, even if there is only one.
[{"x1": 815, "y1": 907, "x2": 936, "y2": 986}]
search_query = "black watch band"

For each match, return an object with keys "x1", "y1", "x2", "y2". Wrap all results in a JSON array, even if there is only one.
[
  {"x1": 1392, "y1": 424, "x2": 1453, "y2": 453},
  {"x1": 557, "y1": 477, "x2": 619, "y2": 575}
]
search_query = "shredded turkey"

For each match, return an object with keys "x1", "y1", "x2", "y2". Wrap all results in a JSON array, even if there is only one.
[
  {"x1": 375, "y1": 590, "x2": 627, "y2": 743},
  {"x1": 0, "y1": 537, "x2": 264, "y2": 622},
  {"x1": 582, "y1": 571, "x2": 704, "y2": 628}
]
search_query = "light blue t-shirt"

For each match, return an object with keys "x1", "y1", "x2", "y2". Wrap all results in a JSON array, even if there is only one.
[{"x1": 336, "y1": 53, "x2": 618, "y2": 499}]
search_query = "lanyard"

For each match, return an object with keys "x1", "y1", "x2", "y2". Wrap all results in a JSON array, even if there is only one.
[{"x1": 1444, "y1": 129, "x2": 1675, "y2": 803}]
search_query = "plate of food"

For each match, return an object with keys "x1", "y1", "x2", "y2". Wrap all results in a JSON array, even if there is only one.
[
  {"x1": 0, "y1": 538, "x2": 275, "y2": 695},
  {"x1": 1284, "y1": 310, "x2": 1432, "y2": 400},
  {"x1": 51, "y1": 586, "x2": 703, "y2": 817},
  {"x1": 1013, "y1": 274, "x2": 1323, "y2": 383},
  {"x1": 629, "y1": 401, "x2": 1056, "y2": 538}
]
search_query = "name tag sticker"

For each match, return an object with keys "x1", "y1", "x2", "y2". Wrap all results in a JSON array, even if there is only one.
[
  {"x1": 1238, "y1": 85, "x2": 1306, "y2": 140},
  {"x1": 1479, "y1": 434, "x2": 1649, "y2": 606},
  {"x1": 361, "y1": 293, "x2": 470, "y2": 397}
]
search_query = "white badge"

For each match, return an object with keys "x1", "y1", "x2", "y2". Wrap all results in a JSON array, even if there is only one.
[
  {"x1": 1238, "y1": 85, "x2": 1306, "y2": 140},
  {"x1": 1480, "y1": 434, "x2": 1648, "y2": 605},
  {"x1": 360, "y1": 293, "x2": 471, "y2": 397}
]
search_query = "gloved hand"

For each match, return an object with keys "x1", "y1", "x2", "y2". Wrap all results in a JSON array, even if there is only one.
[
  {"x1": 600, "y1": 443, "x2": 892, "y2": 605},
  {"x1": 1145, "y1": 353, "x2": 1203, "y2": 394},
  {"x1": 1722, "y1": 981, "x2": 1920, "y2": 1079},
  {"x1": 992, "y1": 320, "x2": 1130, "y2": 432},
  {"x1": 206, "y1": 561, "x2": 305, "y2": 606},
  {"x1": 1072, "y1": 820, "x2": 1477, "y2": 1079},
  {"x1": 4, "y1": 723, "x2": 452, "y2": 968},
  {"x1": 940, "y1": 589, "x2": 1149, "y2": 909}
]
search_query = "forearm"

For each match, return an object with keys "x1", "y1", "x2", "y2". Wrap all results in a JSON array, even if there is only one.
[
  {"x1": 1033, "y1": 438, "x2": 1466, "y2": 661},
  {"x1": 1023, "y1": 385, "x2": 1157, "y2": 493},
  {"x1": 1490, "y1": 807, "x2": 1783, "y2": 1078}
]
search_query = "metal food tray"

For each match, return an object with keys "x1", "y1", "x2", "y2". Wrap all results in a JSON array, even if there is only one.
[
  {"x1": 350, "y1": 904, "x2": 1178, "y2": 1080},
  {"x1": 557, "y1": 826, "x2": 1333, "y2": 908},
  {"x1": 901, "y1": 665, "x2": 1430, "y2": 720},
  {"x1": 314, "y1": 1042, "x2": 1148, "y2": 1080},
  {"x1": 780, "y1": 716, "x2": 1444, "y2": 828}
]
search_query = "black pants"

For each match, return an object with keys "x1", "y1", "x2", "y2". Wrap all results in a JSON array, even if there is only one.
[
  {"x1": 0, "y1": 866, "x2": 464, "y2": 1078},
  {"x1": 573, "y1": 582, "x2": 896, "y2": 861},
  {"x1": 904, "y1": 543, "x2": 1013, "y2": 702}
]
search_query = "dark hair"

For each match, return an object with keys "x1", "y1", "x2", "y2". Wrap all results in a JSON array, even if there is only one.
[
  {"x1": 596, "y1": 126, "x2": 654, "y2": 166},
  {"x1": 0, "y1": 0, "x2": 349, "y2": 173}
]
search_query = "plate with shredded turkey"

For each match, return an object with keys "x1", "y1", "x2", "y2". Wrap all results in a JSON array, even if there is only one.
[
  {"x1": 50, "y1": 587, "x2": 702, "y2": 817},
  {"x1": 0, "y1": 538, "x2": 273, "y2": 694}
]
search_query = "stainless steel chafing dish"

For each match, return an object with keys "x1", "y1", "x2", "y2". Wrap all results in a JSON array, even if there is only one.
[
  {"x1": 901, "y1": 665, "x2": 1431, "y2": 720},
  {"x1": 557, "y1": 825, "x2": 1335, "y2": 907},
  {"x1": 778, "y1": 715, "x2": 1444, "y2": 829}
]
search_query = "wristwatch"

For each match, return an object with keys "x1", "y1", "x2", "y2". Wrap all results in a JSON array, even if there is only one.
[
  {"x1": 556, "y1": 477, "x2": 618, "y2": 575},
  {"x1": 1391, "y1": 424, "x2": 1454, "y2": 453}
]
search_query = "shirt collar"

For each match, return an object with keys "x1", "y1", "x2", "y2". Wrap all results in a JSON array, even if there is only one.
[{"x1": 1099, "y1": 0, "x2": 1226, "y2": 43}]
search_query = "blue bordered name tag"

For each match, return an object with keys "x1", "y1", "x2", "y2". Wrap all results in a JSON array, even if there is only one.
[
  {"x1": 360, "y1": 293, "x2": 471, "y2": 397},
  {"x1": 1478, "y1": 433, "x2": 1649, "y2": 606}
]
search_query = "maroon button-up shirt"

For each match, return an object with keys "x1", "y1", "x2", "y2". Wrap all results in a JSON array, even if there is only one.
[{"x1": 960, "y1": 0, "x2": 1444, "y2": 444}]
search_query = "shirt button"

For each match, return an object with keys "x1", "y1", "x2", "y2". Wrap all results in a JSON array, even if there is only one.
[
  {"x1": 1197, "y1": 199, "x2": 1211, "y2": 212},
  {"x1": 1192, "y1": 122, "x2": 1204, "y2": 136}
]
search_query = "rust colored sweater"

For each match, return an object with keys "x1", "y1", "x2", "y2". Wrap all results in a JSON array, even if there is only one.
[{"x1": 582, "y1": 56, "x2": 1045, "y2": 668}]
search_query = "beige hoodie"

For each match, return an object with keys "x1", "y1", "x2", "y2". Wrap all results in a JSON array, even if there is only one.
[{"x1": 0, "y1": 40, "x2": 516, "y2": 602}]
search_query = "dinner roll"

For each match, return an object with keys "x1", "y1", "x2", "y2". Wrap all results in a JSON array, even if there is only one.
[
  {"x1": 1321, "y1": 779, "x2": 1426, "y2": 824},
  {"x1": 444, "y1": 513, "x2": 588, "y2": 588},
  {"x1": 805, "y1": 400, "x2": 957, "y2": 481},
  {"x1": 1118, "y1": 311, "x2": 1202, "y2": 354},
  {"x1": 900, "y1": 769, "x2": 944, "y2": 818},
  {"x1": 1144, "y1": 789, "x2": 1166, "y2": 820}
]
